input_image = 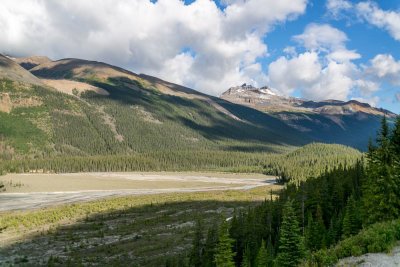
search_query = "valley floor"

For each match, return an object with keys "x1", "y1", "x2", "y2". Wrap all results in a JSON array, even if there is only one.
[
  {"x1": 0, "y1": 176, "x2": 281, "y2": 266},
  {"x1": 0, "y1": 172, "x2": 275, "y2": 212}
]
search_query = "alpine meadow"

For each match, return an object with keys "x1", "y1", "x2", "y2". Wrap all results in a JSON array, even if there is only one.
[{"x1": 1, "y1": 0, "x2": 400, "y2": 266}]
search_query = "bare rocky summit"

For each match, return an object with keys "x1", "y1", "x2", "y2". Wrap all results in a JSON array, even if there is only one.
[{"x1": 221, "y1": 83, "x2": 396, "y2": 117}]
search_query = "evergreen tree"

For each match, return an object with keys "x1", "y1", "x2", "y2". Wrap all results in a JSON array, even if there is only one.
[
  {"x1": 275, "y1": 200, "x2": 305, "y2": 267},
  {"x1": 203, "y1": 221, "x2": 219, "y2": 267},
  {"x1": 342, "y1": 195, "x2": 361, "y2": 238},
  {"x1": 390, "y1": 116, "x2": 400, "y2": 192},
  {"x1": 363, "y1": 116, "x2": 400, "y2": 225},
  {"x1": 305, "y1": 206, "x2": 326, "y2": 251},
  {"x1": 390, "y1": 116, "x2": 400, "y2": 156},
  {"x1": 326, "y1": 215, "x2": 339, "y2": 247},
  {"x1": 256, "y1": 239, "x2": 274, "y2": 267},
  {"x1": 240, "y1": 245, "x2": 251, "y2": 267},
  {"x1": 214, "y1": 222, "x2": 236, "y2": 267},
  {"x1": 190, "y1": 218, "x2": 204, "y2": 267}
]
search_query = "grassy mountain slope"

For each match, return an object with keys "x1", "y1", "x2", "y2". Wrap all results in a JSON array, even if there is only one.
[{"x1": 1, "y1": 56, "x2": 311, "y2": 160}]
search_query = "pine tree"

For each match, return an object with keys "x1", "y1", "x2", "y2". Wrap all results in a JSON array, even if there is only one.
[
  {"x1": 305, "y1": 206, "x2": 326, "y2": 251},
  {"x1": 391, "y1": 116, "x2": 400, "y2": 156},
  {"x1": 240, "y1": 245, "x2": 251, "y2": 267},
  {"x1": 275, "y1": 200, "x2": 305, "y2": 267},
  {"x1": 256, "y1": 239, "x2": 274, "y2": 267},
  {"x1": 203, "y1": 221, "x2": 219, "y2": 267},
  {"x1": 214, "y1": 222, "x2": 236, "y2": 267},
  {"x1": 363, "y1": 116, "x2": 400, "y2": 225},
  {"x1": 190, "y1": 218, "x2": 204, "y2": 267},
  {"x1": 326, "y1": 214, "x2": 339, "y2": 247},
  {"x1": 342, "y1": 195, "x2": 361, "y2": 238}
]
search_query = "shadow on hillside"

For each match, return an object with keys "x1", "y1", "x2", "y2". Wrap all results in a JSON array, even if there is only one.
[
  {"x1": 0, "y1": 197, "x2": 272, "y2": 266},
  {"x1": 80, "y1": 79, "x2": 308, "y2": 149},
  {"x1": 0, "y1": 55, "x2": 13, "y2": 67}
]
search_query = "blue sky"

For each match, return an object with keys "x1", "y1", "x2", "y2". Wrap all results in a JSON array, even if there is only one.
[
  {"x1": 0, "y1": 0, "x2": 399, "y2": 113},
  {"x1": 262, "y1": 0, "x2": 400, "y2": 113}
]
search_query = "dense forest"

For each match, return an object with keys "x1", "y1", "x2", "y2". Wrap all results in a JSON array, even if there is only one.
[
  {"x1": 0, "y1": 77, "x2": 305, "y2": 161},
  {"x1": 0, "y1": 143, "x2": 361, "y2": 186},
  {"x1": 180, "y1": 115, "x2": 400, "y2": 267}
]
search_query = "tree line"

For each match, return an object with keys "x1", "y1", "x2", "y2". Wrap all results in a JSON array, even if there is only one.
[{"x1": 185, "y1": 115, "x2": 400, "y2": 267}]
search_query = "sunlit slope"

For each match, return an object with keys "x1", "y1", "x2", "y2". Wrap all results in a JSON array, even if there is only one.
[{"x1": 0, "y1": 56, "x2": 308, "y2": 160}]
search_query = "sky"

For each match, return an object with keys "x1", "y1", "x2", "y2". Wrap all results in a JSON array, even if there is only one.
[{"x1": 0, "y1": 0, "x2": 399, "y2": 113}]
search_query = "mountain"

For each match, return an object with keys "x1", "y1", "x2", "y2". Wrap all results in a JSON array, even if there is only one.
[
  {"x1": 1, "y1": 53, "x2": 394, "y2": 161},
  {"x1": 0, "y1": 54, "x2": 44, "y2": 85},
  {"x1": 221, "y1": 84, "x2": 397, "y2": 149},
  {"x1": 0, "y1": 55, "x2": 308, "y2": 160},
  {"x1": 11, "y1": 55, "x2": 52, "y2": 70}
]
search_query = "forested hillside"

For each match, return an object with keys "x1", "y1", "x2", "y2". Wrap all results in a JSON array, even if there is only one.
[
  {"x1": 0, "y1": 55, "x2": 312, "y2": 163},
  {"x1": 221, "y1": 84, "x2": 397, "y2": 150},
  {"x1": 0, "y1": 54, "x2": 395, "y2": 165},
  {"x1": 182, "y1": 116, "x2": 400, "y2": 267}
]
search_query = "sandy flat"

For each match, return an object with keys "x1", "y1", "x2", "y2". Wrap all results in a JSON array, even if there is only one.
[{"x1": 0, "y1": 172, "x2": 276, "y2": 212}]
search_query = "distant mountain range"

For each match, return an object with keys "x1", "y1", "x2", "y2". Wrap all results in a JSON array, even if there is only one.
[
  {"x1": 0, "y1": 54, "x2": 396, "y2": 160},
  {"x1": 221, "y1": 84, "x2": 394, "y2": 117},
  {"x1": 221, "y1": 84, "x2": 396, "y2": 149}
]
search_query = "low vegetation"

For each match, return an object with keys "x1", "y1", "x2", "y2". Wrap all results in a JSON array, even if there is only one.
[
  {"x1": 311, "y1": 218, "x2": 400, "y2": 266},
  {"x1": 0, "y1": 185, "x2": 281, "y2": 266}
]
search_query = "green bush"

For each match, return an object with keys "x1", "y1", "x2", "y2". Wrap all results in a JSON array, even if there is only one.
[{"x1": 310, "y1": 219, "x2": 400, "y2": 266}]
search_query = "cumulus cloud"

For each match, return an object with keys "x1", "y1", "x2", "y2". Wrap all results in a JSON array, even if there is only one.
[
  {"x1": 354, "y1": 79, "x2": 380, "y2": 97},
  {"x1": 0, "y1": 0, "x2": 307, "y2": 95},
  {"x1": 268, "y1": 23, "x2": 400, "y2": 103},
  {"x1": 268, "y1": 51, "x2": 321, "y2": 95},
  {"x1": 268, "y1": 24, "x2": 360, "y2": 100},
  {"x1": 327, "y1": 0, "x2": 400, "y2": 41},
  {"x1": 293, "y1": 23, "x2": 348, "y2": 52},
  {"x1": 363, "y1": 54, "x2": 400, "y2": 86}
]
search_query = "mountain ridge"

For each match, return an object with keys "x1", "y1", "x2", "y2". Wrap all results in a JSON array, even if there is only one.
[
  {"x1": 0, "y1": 54, "x2": 395, "y2": 160},
  {"x1": 221, "y1": 83, "x2": 396, "y2": 117},
  {"x1": 0, "y1": 54, "x2": 308, "y2": 160}
]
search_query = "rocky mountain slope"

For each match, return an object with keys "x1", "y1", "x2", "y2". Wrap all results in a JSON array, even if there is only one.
[
  {"x1": 221, "y1": 84, "x2": 397, "y2": 149},
  {"x1": 0, "y1": 54, "x2": 307, "y2": 160},
  {"x1": 221, "y1": 84, "x2": 395, "y2": 117}
]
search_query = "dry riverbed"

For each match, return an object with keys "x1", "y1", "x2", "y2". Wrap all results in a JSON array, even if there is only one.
[{"x1": 0, "y1": 172, "x2": 276, "y2": 212}]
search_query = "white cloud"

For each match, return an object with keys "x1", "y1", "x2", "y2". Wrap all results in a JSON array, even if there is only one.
[
  {"x1": 327, "y1": 0, "x2": 400, "y2": 42},
  {"x1": 356, "y1": 1, "x2": 400, "y2": 41},
  {"x1": 302, "y1": 61, "x2": 355, "y2": 100},
  {"x1": 268, "y1": 52, "x2": 321, "y2": 95},
  {"x1": 268, "y1": 24, "x2": 360, "y2": 100},
  {"x1": 283, "y1": 46, "x2": 297, "y2": 57},
  {"x1": 0, "y1": 0, "x2": 307, "y2": 96},
  {"x1": 363, "y1": 54, "x2": 400, "y2": 86},
  {"x1": 351, "y1": 96, "x2": 380, "y2": 107},
  {"x1": 355, "y1": 79, "x2": 380, "y2": 97},
  {"x1": 326, "y1": 0, "x2": 352, "y2": 17},
  {"x1": 293, "y1": 23, "x2": 349, "y2": 52}
]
